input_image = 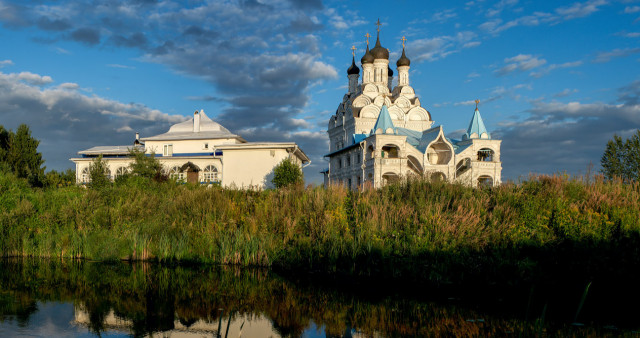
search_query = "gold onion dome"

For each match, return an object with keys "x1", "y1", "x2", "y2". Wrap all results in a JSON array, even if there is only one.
[{"x1": 347, "y1": 56, "x2": 360, "y2": 75}]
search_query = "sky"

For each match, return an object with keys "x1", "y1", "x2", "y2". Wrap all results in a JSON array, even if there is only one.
[{"x1": 0, "y1": 0, "x2": 639, "y2": 184}]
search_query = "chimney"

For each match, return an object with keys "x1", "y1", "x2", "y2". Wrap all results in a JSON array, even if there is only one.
[
  {"x1": 193, "y1": 110, "x2": 200, "y2": 132},
  {"x1": 134, "y1": 132, "x2": 141, "y2": 145}
]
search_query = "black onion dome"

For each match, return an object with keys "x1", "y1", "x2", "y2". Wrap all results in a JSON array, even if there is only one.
[
  {"x1": 370, "y1": 33, "x2": 389, "y2": 60},
  {"x1": 347, "y1": 56, "x2": 360, "y2": 75},
  {"x1": 396, "y1": 47, "x2": 411, "y2": 67},
  {"x1": 361, "y1": 45, "x2": 374, "y2": 64},
  {"x1": 387, "y1": 66, "x2": 393, "y2": 76}
]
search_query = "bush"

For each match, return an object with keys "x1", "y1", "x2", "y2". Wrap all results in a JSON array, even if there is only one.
[
  {"x1": 271, "y1": 157, "x2": 303, "y2": 188},
  {"x1": 89, "y1": 155, "x2": 111, "y2": 189}
]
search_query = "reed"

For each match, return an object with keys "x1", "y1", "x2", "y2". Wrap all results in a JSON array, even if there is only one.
[{"x1": 2, "y1": 170, "x2": 640, "y2": 285}]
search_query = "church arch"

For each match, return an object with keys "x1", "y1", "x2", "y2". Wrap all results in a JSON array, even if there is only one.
[
  {"x1": 169, "y1": 166, "x2": 186, "y2": 182},
  {"x1": 455, "y1": 158, "x2": 471, "y2": 177},
  {"x1": 359, "y1": 104, "x2": 380, "y2": 119},
  {"x1": 478, "y1": 175, "x2": 494, "y2": 187},
  {"x1": 382, "y1": 172, "x2": 400, "y2": 185},
  {"x1": 352, "y1": 95, "x2": 371, "y2": 108},
  {"x1": 394, "y1": 97, "x2": 411, "y2": 111},
  {"x1": 373, "y1": 95, "x2": 392, "y2": 107},
  {"x1": 477, "y1": 148, "x2": 495, "y2": 162},
  {"x1": 363, "y1": 84, "x2": 378, "y2": 99},
  {"x1": 388, "y1": 106, "x2": 404, "y2": 121},
  {"x1": 407, "y1": 155, "x2": 423, "y2": 175},
  {"x1": 407, "y1": 107, "x2": 430, "y2": 121},
  {"x1": 427, "y1": 137, "x2": 453, "y2": 165},
  {"x1": 430, "y1": 171, "x2": 446, "y2": 181},
  {"x1": 381, "y1": 144, "x2": 400, "y2": 158}
]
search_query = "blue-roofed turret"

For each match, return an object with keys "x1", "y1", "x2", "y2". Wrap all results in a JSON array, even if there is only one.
[
  {"x1": 371, "y1": 105, "x2": 397, "y2": 134},
  {"x1": 463, "y1": 100, "x2": 491, "y2": 140}
]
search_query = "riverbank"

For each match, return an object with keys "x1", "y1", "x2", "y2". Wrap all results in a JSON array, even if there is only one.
[{"x1": 2, "y1": 170, "x2": 640, "y2": 287}]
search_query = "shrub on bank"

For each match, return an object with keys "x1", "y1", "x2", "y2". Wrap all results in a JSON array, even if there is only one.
[{"x1": 1, "y1": 170, "x2": 639, "y2": 285}]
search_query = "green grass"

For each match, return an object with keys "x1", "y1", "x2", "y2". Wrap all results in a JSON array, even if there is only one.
[{"x1": 2, "y1": 170, "x2": 640, "y2": 285}]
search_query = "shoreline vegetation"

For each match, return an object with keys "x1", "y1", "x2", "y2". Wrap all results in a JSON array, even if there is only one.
[{"x1": 2, "y1": 170, "x2": 640, "y2": 287}]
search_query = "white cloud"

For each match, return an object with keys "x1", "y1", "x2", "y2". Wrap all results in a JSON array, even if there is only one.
[
  {"x1": 530, "y1": 60, "x2": 583, "y2": 77},
  {"x1": 58, "y1": 82, "x2": 79, "y2": 90},
  {"x1": 0, "y1": 60, "x2": 13, "y2": 68},
  {"x1": 594, "y1": 47, "x2": 640, "y2": 63},
  {"x1": 496, "y1": 54, "x2": 547, "y2": 76},
  {"x1": 624, "y1": 6, "x2": 640, "y2": 14},
  {"x1": 556, "y1": 0, "x2": 608, "y2": 20},
  {"x1": 107, "y1": 64, "x2": 135, "y2": 69},
  {"x1": 7, "y1": 71, "x2": 54, "y2": 86}
]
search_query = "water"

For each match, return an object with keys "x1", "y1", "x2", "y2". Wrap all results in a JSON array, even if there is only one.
[{"x1": 0, "y1": 259, "x2": 637, "y2": 337}]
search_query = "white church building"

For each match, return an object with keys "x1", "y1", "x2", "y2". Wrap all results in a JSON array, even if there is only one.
[
  {"x1": 323, "y1": 27, "x2": 502, "y2": 189},
  {"x1": 71, "y1": 110, "x2": 310, "y2": 189}
]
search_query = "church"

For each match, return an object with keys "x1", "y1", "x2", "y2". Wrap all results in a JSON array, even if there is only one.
[
  {"x1": 71, "y1": 110, "x2": 310, "y2": 189},
  {"x1": 323, "y1": 24, "x2": 502, "y2": 188}
]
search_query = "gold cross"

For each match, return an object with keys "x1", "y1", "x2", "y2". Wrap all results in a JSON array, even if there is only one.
[
  {"x1": 351, "y1": 45, "x2": 356, "y2": 57},
  {"x1": 375, "y1": 18, "x2": 382, "y2": 32},
  {"x1": 365, "y1": 33, "x2": 370, "y2": 46},
  {"x1": 475, "y1": 99, "x2": 480, "y2": 109},
  {"x1": 401, "y1": 36, "x2": 406, "y2": 48}
]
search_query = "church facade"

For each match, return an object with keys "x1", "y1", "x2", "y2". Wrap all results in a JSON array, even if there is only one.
[
  {"x1": 323, "y1": 29, "x2": 502, "y2": 189},
  {"x1": 71, "y1": 110, "x2": 309, "y2": 189}
]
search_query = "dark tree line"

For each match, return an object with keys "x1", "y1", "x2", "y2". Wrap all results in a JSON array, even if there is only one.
[
  {"x1": 0, "y1": 124, "x2": 46, "y2": 187},
  {"x1": 601, "y1": 130, "x2": 640, "y2": 182}
]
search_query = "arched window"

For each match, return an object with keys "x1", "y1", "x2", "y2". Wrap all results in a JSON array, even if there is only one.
[
  {"x1": 478, "y1": 175, "x2": 494, "y2": 187},
  {"x1": 81, "y1": 167, "x2": 90, "y2": 183},
  {"x1": 427, "y1": 137, "x2": 452, "y2": 165},
  {"x1": 203, "y1": 165, "x2": 220, "y2": 183},
  {"x1": 477, "y1": 148, "x2": 494, "y2": 162},
  {"x1": 381, "y1": 144, "x2": 399, "y2": 158},
  {"x1": 169, "y1": 166, "x2": 185, "y2": 181},
  {"x1": 104, "y1": 168, "x2": 112, "y2": 181},
  {"x1": 115, "y1": 167, "x2": 128, "y2": 178}
]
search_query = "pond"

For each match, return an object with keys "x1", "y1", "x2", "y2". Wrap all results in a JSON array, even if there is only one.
[{"x1": 0, "y1": 259, "x2": 637, "y2": 337}]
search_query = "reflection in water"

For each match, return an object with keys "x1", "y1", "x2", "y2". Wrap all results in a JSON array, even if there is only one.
[{"x1": 0, "y1": 259, "x2": 636, "y2": 337}]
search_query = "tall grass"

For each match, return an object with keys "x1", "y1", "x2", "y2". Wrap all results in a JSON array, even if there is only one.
[{"x1": 2, "y1": 170, "x2": 640, "y2": 284}]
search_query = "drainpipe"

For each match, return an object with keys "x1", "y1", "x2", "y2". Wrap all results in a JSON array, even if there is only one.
[{"x1": 360, "y1": 142, "x2": 365, "y2": 187}]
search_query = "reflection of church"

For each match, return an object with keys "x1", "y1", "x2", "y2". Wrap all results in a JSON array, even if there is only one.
[{"x1": 323, "y1": 23, "x2": 502, "y2": 188}]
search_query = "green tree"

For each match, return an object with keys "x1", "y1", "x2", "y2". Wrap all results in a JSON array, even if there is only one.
[
  {"x1": 0, "y1": 125, "x2": 10, "y2": 165},
  {"x1": 271, "y1": 157, "x2": 303, "y2": 189},
  {"x1": 601, "y1": 130, "x2": 640, "y2": 181},
  {"x1": 128, "y1": 147, "x2": 163, "y2": 180},
  {"x1": 89, "y1": 155, "x2": 111, "y2": 188},
  {"x1": 6, "y1": 124, "x2": 45, "y2": 187},
  {"x1": 44, "y1": 169, "x2": 76, "y2": 188}
]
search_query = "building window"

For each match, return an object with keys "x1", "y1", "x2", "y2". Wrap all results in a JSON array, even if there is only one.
[
  {"x1": 81, "y1": 167, "x2": 90, "y2": 183},
  {"x1": 346, "y1": 155, "x2": 351, "y2": 167},
  {"x1": 356, "y1": 152, "x2": 361, "y2": 163},
  {"x1": 203, "y1": 165, "x2": 220, "y2": 183},
  {"x1": 169, "y1": 166, "x2": 185, "y2": 181},
  {"x1": 348, "y1": 178, "x2": 352, "y2": 189},
  {"x1": 115, "y1": 167, "x2": 128, "y2": 178},
  {"x1": 337, "y1": 158, "x2": 342, "y2": 169},
  {"x1": 204, "y1": 143, "x2": 209, "y2": 149},
  {"x1": 163, "y1": 144, "x2": 173, "y2": 156}
]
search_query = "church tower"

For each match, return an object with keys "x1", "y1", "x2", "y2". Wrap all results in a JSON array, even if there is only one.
[{"x1": 323, "y1": 20, "x2": 502, "y2": 189}]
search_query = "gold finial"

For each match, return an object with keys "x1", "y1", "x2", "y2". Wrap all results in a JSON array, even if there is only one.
[
  {"x1": 365, "y1": 33, "x2": 370, "y2": 47},
  {"x1": 401, "y1": 36, "x2": 406, "y2": 49},
  {"x1": 375, "y1": 18, "x2": 382, "y2": 32},
  {"x1": 475, "y1": 99, "x2": 480, "y2": 109},
  {"x1": 351, "y1": 45, "x2": 356, "y2": 57}
]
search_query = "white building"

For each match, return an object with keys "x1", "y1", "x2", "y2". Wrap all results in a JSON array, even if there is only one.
[
  {"x1": 323, "y1": 28, "x2": 502, "y2": 189},
  {"x1": 71, "y1": 110, "x2": 310, "y2": 189}
]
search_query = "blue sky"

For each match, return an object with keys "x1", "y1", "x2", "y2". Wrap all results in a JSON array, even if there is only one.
[{"x1": 1, "y1": 0, "x2": 639, "y2": 183}]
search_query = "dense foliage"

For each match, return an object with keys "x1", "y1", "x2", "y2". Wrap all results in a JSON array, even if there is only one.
[
  {"x1": 271, "y1": 157, "x2": 303, "y2": 188},
  {"x1": 601, "y1": 129, "x2": 640, "y2": 181},
  {"x1": 0, "y1": 124, "x2": 45, "y2": 187},
  {"x1": 1, "y1": 170, "x2": 640, "y2": 287}
]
